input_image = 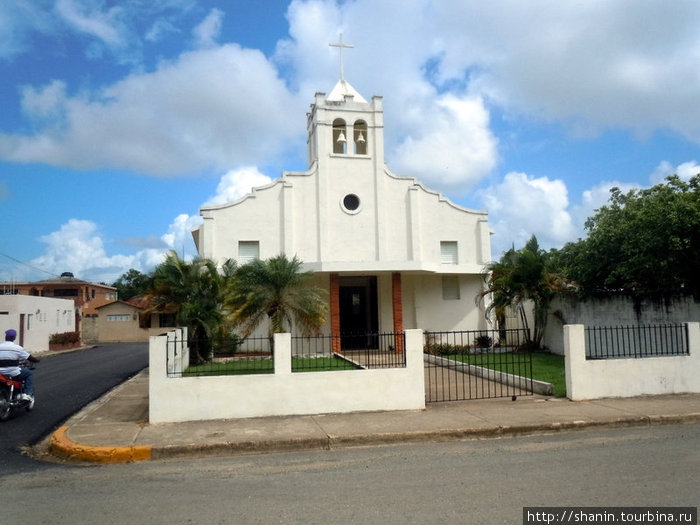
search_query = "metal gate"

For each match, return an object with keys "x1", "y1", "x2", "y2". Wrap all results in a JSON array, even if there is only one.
[{"x1": 424, "y1": 329, "x2": 534, "y2": 402}]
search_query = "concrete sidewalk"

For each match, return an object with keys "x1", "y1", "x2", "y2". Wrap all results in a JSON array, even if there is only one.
[{"x1": 41, "y1": 368, "x2": 700, "y2": 464}]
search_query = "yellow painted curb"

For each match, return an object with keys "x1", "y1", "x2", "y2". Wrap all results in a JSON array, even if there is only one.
[{"x1": 49, "y1": 426, "x2": 152, "y2": 464}]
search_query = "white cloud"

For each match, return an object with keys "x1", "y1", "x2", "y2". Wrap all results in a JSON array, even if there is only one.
[
  {"x1": 161, "y1": 213, "x2": 202, "y2": 254},
  {"x1": 20, "y1": 80, "x2": 68, "y2": 122},
  {"x1": 428, "y1": 1, "x2": 700, "y2": 142},
  {"x1": 29, "y1": 219, "x2": 162, "y2": 284},
  {"x1": 192, "y1": 8, "x2": 223, "y2": 49},
  {"x1": 19, "y1": 166, "x2": 275, "y2": 282},
  {"x1": 390, "y1": 94, "x2": 497, "y2": 192},
  {"x1": 650, "y1": 160, "x2": 700, "y2": 184},
  {"x1": 0, "y1": 45, "x2": 303, "y2": 175},
  {"x1": 480, "y1": 172, "x2": 575, "y2": 256},
  {"x1": 204, "y1": 167, "x2": 273, "y2": 206},
  {"x1": 55, "y1": 0, "x2": 127, "y2": 48},
  {"x1": 0, "y1": 3, "x2": 55, "y2": 60}
]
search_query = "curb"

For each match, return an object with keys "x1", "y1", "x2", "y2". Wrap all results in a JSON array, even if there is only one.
[
  {"x1": 47, "y1": 412, "x2": 700, "y2": 464},
  {"x1": 49, "y1": 426, "x2": 152, "y2": 464}
]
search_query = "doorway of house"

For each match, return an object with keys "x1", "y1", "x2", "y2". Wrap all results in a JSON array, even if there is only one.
[{"x1": 339, "y1": 276, "x2": 378, "y2": 350}]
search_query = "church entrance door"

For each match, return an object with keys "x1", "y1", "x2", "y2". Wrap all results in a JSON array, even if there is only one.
[{"x1": 338, "y1": 276, "x2": 378, "y2": 350}]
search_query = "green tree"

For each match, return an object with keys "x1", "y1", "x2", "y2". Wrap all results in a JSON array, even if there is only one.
[
  {"x1": 146, "y1": 251, "x2": 236, "y2": 363},
  {"x1": 227, "y1": 254, "x2": 327, "y2": 339},
  {"x1": 112, "y1": 268, "x2": 150, "y2": 300},
  {"x1": 554, "y1": 174, "x2": 700, "y2": 298},
  {"x1": 478, "y1": 236, "x2": 569, "y2": 349}
]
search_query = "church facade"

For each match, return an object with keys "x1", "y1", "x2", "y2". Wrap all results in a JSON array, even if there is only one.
[{"x1": 192, "y1": 79, "x2": 492, "y2": 347}]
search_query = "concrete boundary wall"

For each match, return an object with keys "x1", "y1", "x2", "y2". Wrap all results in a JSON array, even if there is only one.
[
  {"x1": 545, "y1": 295, "x2": 700, "y2": 355},
  {"x1": 564, "y1": 323, "x2": 700, "y2": 401},
  {"x1": 149, "y1": 329, "x2": 425, "y2": 423}
]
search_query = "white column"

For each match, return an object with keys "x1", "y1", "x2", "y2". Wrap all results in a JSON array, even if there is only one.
[
  {"x1": 274, "y1": 333, "x2": 292, "y2": 376},
  {"x1": 564, "y1": 324, "x2": 586, "y2": 401},
  {"x1": 404, "y1": 329, "x2": 426, "y2": 409}
]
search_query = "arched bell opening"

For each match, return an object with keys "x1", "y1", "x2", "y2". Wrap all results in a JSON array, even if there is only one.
[
  {"x1": 353, "y1": 120, "x2": 367, "y2": 155},
  {"x1": 333, "y1": 118, "x2": 347, "y2": 154}
]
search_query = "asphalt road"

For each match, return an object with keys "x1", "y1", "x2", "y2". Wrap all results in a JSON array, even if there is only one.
[
  {"x1": 0, "y1": 342, "x2": 148, "y2": 472},
  {"x1": 0, "y1": 423, "x2": 697, "y2": 524}
]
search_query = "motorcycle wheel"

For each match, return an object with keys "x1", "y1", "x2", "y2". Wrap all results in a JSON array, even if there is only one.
[{"x1": 0, "y1": 389, "x2": 10, "y2": 421}]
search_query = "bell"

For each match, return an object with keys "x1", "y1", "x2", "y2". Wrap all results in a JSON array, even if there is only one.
[
  {"x1": 336, "y1": 131, "x2": 347, "y2": 143},
  {"x1": 356, "y1": 132, "x2": 365, "y2": 143}
]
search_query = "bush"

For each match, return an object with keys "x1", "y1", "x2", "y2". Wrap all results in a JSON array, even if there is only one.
[
  {"x1": 474, "y1": 334, "x2": 493, "y2": 349},
  {"x1": 424, "y1": 343, "x2": 470, "y2": 356},
  {"x1": 212, "y1": 334, "x2": 244, "y2": 356},
  {"x1": 49, "y1": 331, "x2": 80, "y2": 345}
]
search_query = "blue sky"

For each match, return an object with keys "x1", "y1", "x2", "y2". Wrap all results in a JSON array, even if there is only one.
[{"x1": 1, "y1": 0, "x2": 699, "y2": 285}]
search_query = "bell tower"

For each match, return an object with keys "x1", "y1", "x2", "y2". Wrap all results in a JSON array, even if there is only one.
[{"x1": 305, "y1": 34, "x2": 384, "y2": 175}]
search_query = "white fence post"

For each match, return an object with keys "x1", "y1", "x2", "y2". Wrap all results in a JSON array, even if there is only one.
[
  {"x1": 688, "y1": 322, "x2": 699, "y2": 355},
  {"x1": 564, "y1": 324, "x2": 586, "y2": 401},
  {"x1": 274, "y1": 333, "x2": 292, "y2": 376},
  {"x1": 405, "y1": 329, "x2": 426, "y2": 409}
]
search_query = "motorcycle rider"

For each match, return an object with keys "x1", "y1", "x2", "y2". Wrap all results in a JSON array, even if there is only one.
[{"x1": 0, "y1": 328, "x2": 40, "y2": 402}]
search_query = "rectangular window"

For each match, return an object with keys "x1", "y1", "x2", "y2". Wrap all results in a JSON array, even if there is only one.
[
  {"x1": 54, "y1": 288, "x2": 79, "y2": 297},
  {"x1": 239, "y1": 241, "x2": 260, "y2": 263},
  {"x1": 440, "y1": 241, "x2": 458, "y2": 264},
  {"x1": 442, "y1": 276, "x2": 461, "y2": 300},
  {"x1": 159, "y1": 313, "x2": 176, "y2": 328},
  {"x1": 107, "y1": 314, "x2": 131, "y2": 322}
]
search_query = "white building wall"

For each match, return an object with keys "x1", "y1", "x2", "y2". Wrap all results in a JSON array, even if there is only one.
[
  {"x1": 0, "y1": 295, "x2": 76, "y2": 351},
  {"x1": 410, "y1": 274, "x2": 487, "y2": 332}
]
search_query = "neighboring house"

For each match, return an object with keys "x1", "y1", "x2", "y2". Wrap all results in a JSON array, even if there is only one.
[
  {"x1": 87, "y1": 298, "x2": 177, "y2": 343},
  {"x1": 0, "y1": 294, "x2": 76, "y2": 351},
  {"x1": 193, "y1": 77, "x2": 492, "y2": 348},
  {"x1": 1, "y1": 272, "x2": 117, "y2": 335}
]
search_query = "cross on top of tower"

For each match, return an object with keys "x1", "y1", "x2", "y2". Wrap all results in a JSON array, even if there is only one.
[{"x1": 329, "y1": 32, "x2": 353, "y2": 81}]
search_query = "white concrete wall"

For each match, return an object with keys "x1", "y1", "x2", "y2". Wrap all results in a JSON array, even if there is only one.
[
  {"x1": 545, "y1": 295, "x2": 700, "y2": 355},
  {"x1": 564, "y1": 323, "x2": 700, "y2": 400},
  {"x1": 149, "y1": 329, "x2": 425, "y2": 423},
  {"x1": 0, "y1": 295, "x2": 76, "y2": 351}
]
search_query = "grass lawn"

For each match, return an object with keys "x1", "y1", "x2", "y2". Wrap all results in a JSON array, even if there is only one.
[
  {"x1": 446, "y1": 351, "x2": 567, "y2": 397},
  {"x1": 183, "y1": 356, "x2": 359, "y2": 376},
  {"x1": 528, "y1": 352, "x2": 566, "y2": 397}
]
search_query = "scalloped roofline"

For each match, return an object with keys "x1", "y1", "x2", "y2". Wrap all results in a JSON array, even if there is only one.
[
  {"x1": 198, "y1": 163, "x2": 486, "y2": 218},
  {"x1": 383, "y1": 166, "x2": 488, "y2": 216},
  {"x1": 199, "y1": 164, "x2": 319, "y2": 213}
]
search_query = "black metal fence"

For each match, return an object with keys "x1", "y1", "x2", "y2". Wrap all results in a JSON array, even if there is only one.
[
  {"x1": 584, "y1": 323, "x2": 690, "y2": 360},
  {"x1": 167, "y1": 336, "x2": 273, "y2": 377},
  {"x1": 166, "y1": 332, "x2": 406, "y2": 377},
  {"x1": 424, "y1": 328, "x2": 534, "y2": 402},
  {"x1": 292, "y1": 333, "x2": 406, "y2": 371}
]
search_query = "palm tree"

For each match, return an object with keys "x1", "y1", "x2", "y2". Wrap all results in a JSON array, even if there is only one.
[
  {"x1": 227, "y1": 254, "x2": 327, "y2": 339},
  {"x1": 477, "y1": 236, "x2": 568, "y2": 350},
  {"x1": 146, "y1": 251, "x2": 235, "y2": 363}
]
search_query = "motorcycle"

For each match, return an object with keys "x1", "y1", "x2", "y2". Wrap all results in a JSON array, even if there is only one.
[{"x1": 0, "y1": 361, "x2": 35, "y2": 421}]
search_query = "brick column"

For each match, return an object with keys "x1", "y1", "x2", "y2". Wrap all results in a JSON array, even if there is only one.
[
  {"x1": 392, "y1": 272, "x2": 404, "y2": 354},
  {"x1": 330, "y1": 273, "x2": 341, "y2": 353}
]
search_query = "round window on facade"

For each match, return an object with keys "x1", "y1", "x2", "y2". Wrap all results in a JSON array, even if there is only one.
[{"x1": 341, "y1": 193, "x2": 361, "y2": 214}]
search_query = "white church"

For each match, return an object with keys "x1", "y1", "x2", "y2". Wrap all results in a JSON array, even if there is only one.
[{"x1": 192, "y1": 44, "x2": 493, "y2": 349}]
